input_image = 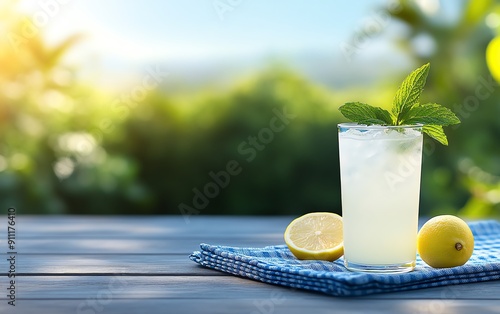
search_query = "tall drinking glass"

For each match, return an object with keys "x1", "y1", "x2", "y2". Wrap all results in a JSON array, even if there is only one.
[{"x1": 338, "y1": 123, "x2": 423, "y2": 273}]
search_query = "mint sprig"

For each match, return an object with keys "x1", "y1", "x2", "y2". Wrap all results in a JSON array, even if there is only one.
[
  {"x1": 338, "y1": 63, "x2": 460, "y2": 145},
  {"x1": 392, "y1": 63, "x2": 430, "y2": 125},
  {"x1": 339, "y1": 102, "x2": 393, "y2": 125},
  {"x1": 422, "y1": 125, "x2": 449, "y2": 146},
  {"x1": 403, "y1": 103, "x2": 460, "y2": 126}
]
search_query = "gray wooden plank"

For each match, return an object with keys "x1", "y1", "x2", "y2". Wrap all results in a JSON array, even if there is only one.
[
  {"x1": 1, "y1": 296, "x2": 500, "y2": 314},
  {"x1": 0, "y1": 254, "x2": 219, "y2": 276},
  {"x1": 0, "y1": 215, "x2": 294, "y2": 238},
  {"x1": 1, "y1": 254, "x2": 500, "y2": 301},
  {"x1": 1, "y1": 253, "x2": 499, "y2": 301},
  {"x1": 1, "y1": 276, "x2": 499, "y2": 301},
  {"x1": 0, "y1": 216, "x2": 495, "y2": 240},
  {"x1": 1, "y1": 276, "x2": 307, "y2": 300},
  {"x1": 1, "y1": 235, "x2": 284, "y2": 254}
]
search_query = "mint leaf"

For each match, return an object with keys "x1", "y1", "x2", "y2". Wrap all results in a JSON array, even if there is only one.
[
  {"x1": 423, "y1": 125, "x2": 449, "y2": 146},
  {"x1": 338, "y1": 62, "x2": 461, "y2": 146},
  {"x1": 400, "y1": 103, "x2": 461, "y2": 126},
  {"x1": 339, "y1": 102, "x2": 393, "y2": 125},
  {"x1": 393, "y1": 63, "x2": 430, "y2": 125}
]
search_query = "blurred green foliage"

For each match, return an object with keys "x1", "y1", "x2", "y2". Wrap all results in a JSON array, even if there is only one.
[
  {"x1": 0, "y1": 1, "x2": 499, "y2": 217},
  {"x1": 387, "y1": 0, "x2": 500, "y2": 217}
]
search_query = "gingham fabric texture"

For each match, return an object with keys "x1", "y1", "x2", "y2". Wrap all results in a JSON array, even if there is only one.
[{"x1": 190, "y1": 220, "x2": 500, "y2": 296}]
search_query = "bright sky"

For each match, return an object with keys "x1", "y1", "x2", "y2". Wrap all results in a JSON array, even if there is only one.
[
  {"x1": 29, "y1": 0, "x2": 397, "y2": 61},
  {"x1": 16, "y1": 0, "x2": 457, "y2": 87}
]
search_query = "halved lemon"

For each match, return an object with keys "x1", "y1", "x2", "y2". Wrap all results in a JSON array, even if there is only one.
[{"x1": 284, "y1": 212, "x2": 344, "y2": 261}]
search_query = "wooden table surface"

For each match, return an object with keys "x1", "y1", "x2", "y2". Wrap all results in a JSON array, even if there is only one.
[{"x1": 0, "y1": 215, "x2": 499, "y2": 314}]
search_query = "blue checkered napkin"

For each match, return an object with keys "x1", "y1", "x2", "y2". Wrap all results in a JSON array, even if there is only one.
[{"x1": 190, "y1": 220, "x2": 500, "y2": 296}]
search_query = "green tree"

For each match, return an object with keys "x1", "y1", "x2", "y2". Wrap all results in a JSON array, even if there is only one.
[{"x1": 386, "y1": 0, "x2": 500, "y2": 217}]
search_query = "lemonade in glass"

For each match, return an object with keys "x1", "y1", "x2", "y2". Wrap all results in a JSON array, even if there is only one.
[{"x1": 338, "y1": 123, "x2": 423, "y2": 273}]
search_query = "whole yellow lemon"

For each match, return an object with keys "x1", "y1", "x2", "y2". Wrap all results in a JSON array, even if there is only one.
[{"x1": 417, "y1": 215, "x2": 474, "y2": 268}]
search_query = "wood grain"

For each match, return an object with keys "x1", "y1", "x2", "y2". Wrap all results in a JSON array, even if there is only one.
[
  {"x1": 1, "y1": 298, "x2": 499, "y2": 314},
  {"x1": 0, "y1": 215, "x2": 498, "y2": 314},
  {"x1": 0, "y1": 254, "x2": 219, "y2": 275},
  {"x1": 1, "y1": 276, "x2": 500, "y2": 300}
]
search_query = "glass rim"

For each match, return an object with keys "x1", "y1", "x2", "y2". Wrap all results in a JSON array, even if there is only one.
[{"x1": 338, "y1": 123, "x2": 423, "y2": 130}]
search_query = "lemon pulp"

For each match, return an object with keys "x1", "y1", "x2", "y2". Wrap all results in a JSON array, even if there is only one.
[{"x1": 284, "y1": 212, "x2": 343, "y2": 261}]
